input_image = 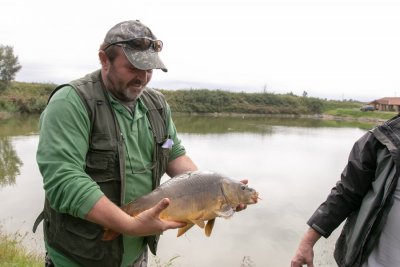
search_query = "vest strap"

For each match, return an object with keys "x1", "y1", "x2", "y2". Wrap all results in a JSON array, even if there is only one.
[{"x1": 32, "y1": 210, "x2": 44, "y2": 233}]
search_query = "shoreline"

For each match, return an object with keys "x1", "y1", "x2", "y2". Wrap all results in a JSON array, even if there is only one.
[
  {"x1": 0, "y1": 111, "x2": 391, "y2": 125},
  {"x1": 173, "y1": 112, "x2": 389, "y2": 124}
]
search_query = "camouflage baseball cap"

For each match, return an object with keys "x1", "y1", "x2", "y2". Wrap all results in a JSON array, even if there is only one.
[{"x1": 104, "y1": 20, "x2": 167, "y2": 72}]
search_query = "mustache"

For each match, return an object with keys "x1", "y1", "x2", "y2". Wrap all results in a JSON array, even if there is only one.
[{"x1": 128, "y1": 79, "x2": 145, "y2": 87}]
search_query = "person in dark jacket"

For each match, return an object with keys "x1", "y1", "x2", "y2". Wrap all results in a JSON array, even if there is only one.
[{"x1": 291, "y1": 116, "x2": 400, "y2": 267}]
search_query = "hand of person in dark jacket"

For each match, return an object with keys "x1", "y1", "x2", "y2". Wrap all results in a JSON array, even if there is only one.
[{"x1": 291, "y1": 228, "x2": 321, "y2": 267}]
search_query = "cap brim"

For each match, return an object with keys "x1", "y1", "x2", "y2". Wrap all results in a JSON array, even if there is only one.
[{"x1": 122, "y1": 47, "x2": 168, "y2": 72}]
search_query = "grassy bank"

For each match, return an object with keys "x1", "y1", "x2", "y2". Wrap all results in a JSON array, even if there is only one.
[
  {"x1": 0, "y1": 227, "x2": 43, "y2": 266},
  {"x1": 0, "y1": 223, "x2": 178, "y2": 267},
  {"x1": 0, "y1": 81, "x2": 54, "y2": 119},
  {"x1": 324, "y1": 108, "x2": 397, "y2": 122},
  {"x1": 0, "y1": 81, "x2": 394, "y2": 123}
]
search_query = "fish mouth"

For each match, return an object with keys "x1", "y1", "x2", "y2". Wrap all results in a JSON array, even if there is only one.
[{"x1": 250, "y1": 192, "x2": 259, "y2": 204}]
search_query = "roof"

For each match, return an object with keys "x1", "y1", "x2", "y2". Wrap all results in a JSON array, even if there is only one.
[{"x1": 369, "y1": 97, "x2": 400, "y2": 106}]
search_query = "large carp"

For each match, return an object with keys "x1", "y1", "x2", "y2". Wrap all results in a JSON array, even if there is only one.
[{"x1": 103, "y1": 170, "x2": 259, "y2": 240}]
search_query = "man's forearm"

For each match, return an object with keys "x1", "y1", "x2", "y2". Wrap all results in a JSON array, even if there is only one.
[
  {"x1": 85, "y1": 196, "x2": 133, "y2": 234},
  {"x1": 301, "y1": 227, "x2": 322, "y2": 246},
  {"x1": 166, "y1": 155, "x2": 198, "y2": 177}
]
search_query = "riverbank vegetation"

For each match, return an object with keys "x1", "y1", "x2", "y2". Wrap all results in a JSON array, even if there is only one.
[
  {"x1": 0, "y1": 81, "x2": 54, "y2": 119},
  {"x1": 160, "y1": 89, "x2": 326, "y2": 114},
  {"x1": 0, "y1": 81, "x2": 396, "y2": 122},
  {"x1": 0, "y1": 226, "x2": 42, "y2": 266}
]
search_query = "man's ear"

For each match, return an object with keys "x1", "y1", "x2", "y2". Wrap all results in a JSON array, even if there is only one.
[{"x1": 98, "y1": 50, "x2": 109, "y2": 70}]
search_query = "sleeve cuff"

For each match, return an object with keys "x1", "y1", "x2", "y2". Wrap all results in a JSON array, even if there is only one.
[
  {"x1": 76, "y1": 190, "x2": 105, "y2": 219},
  {"x1": 308, "y1": 223, "x2": 329, "y2": 238}
]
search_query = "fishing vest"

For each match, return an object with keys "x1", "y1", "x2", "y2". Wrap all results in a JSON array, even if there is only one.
[{"x1": 33, "y1": 70, "x2": 170, "y2": 266}]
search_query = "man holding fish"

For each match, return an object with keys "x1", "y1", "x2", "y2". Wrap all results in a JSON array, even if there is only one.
[{"x1": 34, "y1": 20, "x2": 253, "y2": 267}]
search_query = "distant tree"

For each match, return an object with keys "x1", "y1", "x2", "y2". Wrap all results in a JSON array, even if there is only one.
[
  {"x1": 302, "y1": 91, "x2": 308, "y2": 97},
  {"x1": 0, "y1": 45, "x2": 22, "y2": 90}
]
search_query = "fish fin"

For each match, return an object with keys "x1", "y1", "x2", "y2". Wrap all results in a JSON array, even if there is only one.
[
  {"x1": 205, "y1": 219, "x2": 215, "y2": 237},
  {"x1": 177, "y1": 223, "x2": 194, "y2": 237},
  {"x1": 102, "y1": 228, "x2": 121, "y2": 241},
  {"x1": 217, "y1": 205, "x2": 235, "y2": 218},
  {"x1": 190, "y1": 220, "x2": 205, "y2": 228}
]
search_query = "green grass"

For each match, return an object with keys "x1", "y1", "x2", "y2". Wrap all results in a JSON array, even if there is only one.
[
  {"x1": 0, "y1": 227, "x2": 43, "y2": 267},
  {"x1": 324, "y1": 108, "x2": 397, "y2": 120}
]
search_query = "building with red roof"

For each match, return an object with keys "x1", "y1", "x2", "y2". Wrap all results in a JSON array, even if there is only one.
[{"x1": 369, "y1": 97, "x2": 400, "y2": 112}]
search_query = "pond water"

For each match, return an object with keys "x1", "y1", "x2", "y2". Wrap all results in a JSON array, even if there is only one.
[{"x1": 0, "y1": 114, "x2": 376, "y2": 266}]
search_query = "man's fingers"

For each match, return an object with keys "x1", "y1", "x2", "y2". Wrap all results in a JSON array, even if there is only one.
[
  {"x1": 154, "y1": 198, "x2": 170, "y2": 214},
  {"x1": 153, "y1": 198, "x2": 187, "y2": 230},
  {"x1": 167, "y1": 220, "x2": 187, "y2": 228}
]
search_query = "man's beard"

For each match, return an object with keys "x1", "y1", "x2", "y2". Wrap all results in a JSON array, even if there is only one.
[
  {"x1": 106, "y1": 72, "x2": 145, "y2": 103},
  {"x1": 119, "y1": 86, "x2": 144, "y2": 101}
]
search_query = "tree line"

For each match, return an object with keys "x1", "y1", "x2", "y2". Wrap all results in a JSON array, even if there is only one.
[{"x1": 160, "y1": 89, "x2": 329, "y2": 115}]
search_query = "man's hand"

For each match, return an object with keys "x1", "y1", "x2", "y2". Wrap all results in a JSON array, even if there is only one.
[
  {"x1": 291, "y1": 242, "x2": 315, "y2": 267},
  {"x1": 290, "y1": 228, "x2": 321, "y2": 267},
  {"x1": 128, "y1": 198, "x2": 186, "y2": 236},
  {"x1": 87, "y1": 196, "x2": 186, "y2": 238}
]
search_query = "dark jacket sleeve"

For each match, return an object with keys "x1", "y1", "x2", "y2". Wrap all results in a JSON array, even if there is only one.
[{"x1": 307, "y1": 131, "x2": 385, "y2": 237}]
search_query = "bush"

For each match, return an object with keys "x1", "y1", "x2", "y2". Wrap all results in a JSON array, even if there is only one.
[
  {"x1": 0, "y1": 81, "x2": 55, "y2": 114},
  {"x1": 161, "y1": 89, "x2": 326, "y2": 115}
]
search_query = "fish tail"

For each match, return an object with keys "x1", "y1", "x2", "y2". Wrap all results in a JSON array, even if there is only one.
[{"x1": 102, "y1": 228, "x2": 121, "y2": 241}]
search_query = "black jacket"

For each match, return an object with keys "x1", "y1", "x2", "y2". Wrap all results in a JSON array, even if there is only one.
[{"x1": 307, "y1": 115, "x2": 400, "y2": 267}]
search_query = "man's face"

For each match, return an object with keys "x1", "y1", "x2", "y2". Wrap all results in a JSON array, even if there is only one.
[{"x1": 102, "y1": 48, "x2": 153, "y2": 103}]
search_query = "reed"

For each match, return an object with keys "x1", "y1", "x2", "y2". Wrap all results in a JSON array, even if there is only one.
[{"x1": 0, "y1": 227, "x2": 43, "y2": 267}]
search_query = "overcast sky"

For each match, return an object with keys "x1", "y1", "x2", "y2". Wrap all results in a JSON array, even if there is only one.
[{"x1": 2, "y1": 0, "x2": 400, "y2": 101}]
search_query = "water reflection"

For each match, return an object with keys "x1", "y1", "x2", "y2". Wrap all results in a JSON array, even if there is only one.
[
  {"x1": 0, "y1": 137, "x2": 23, "y2": 186},
  {"x1": 0, "y1": 115, "x2": 38, "y2": 187},
  {"x1": 172, "y1": 114, "x2": 377, "y2": 134},
  {"x1": 0, "y1": 115, "x2": 40, "y2": 137}
]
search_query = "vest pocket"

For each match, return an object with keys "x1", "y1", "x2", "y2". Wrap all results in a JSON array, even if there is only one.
[
  {"x1": 64, "y1": 215, "x2": 102, "y2": 240},
  {"x1": 86, "y1": 150, "x2": 121, "y2": 205},
  {"x1": 86, "y1": 150, "x2": 117, "y2": 179},
  {"x1": 46, "y1": 213, "x2": 105, "y2": 261}
]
